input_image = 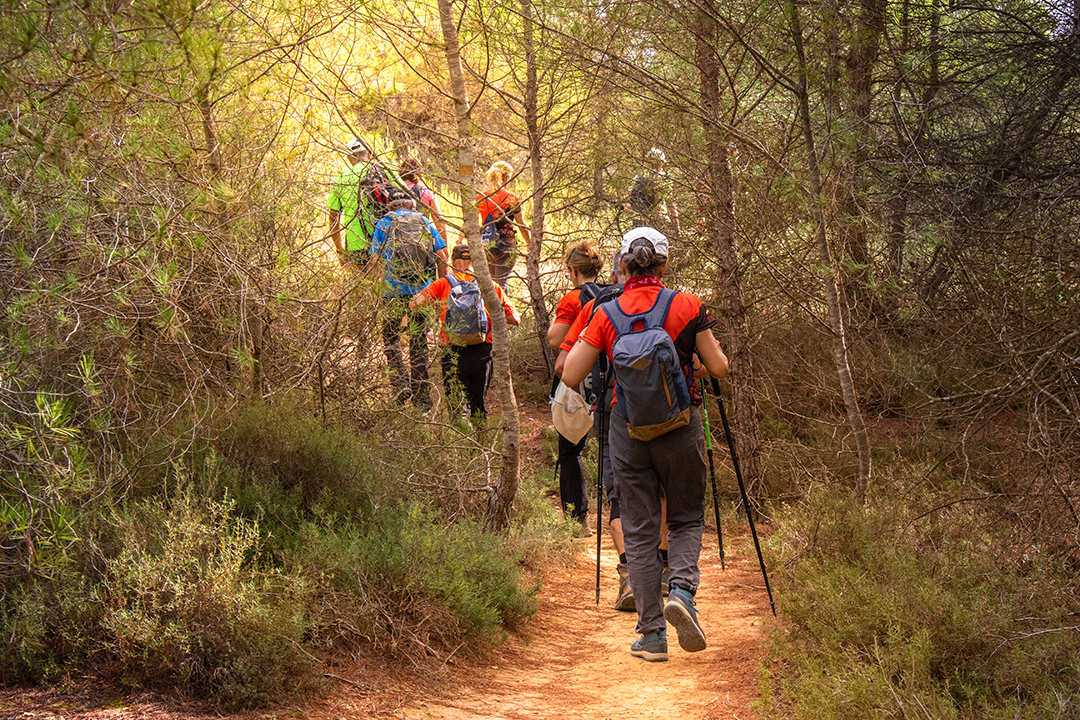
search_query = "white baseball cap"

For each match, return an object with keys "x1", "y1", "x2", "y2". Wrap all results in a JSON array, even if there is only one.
[
  {"x1": 620, "y1": 226, "x2": 669, "y2": 257},
  {"x1": 347, "y1": 138, "x2": 368, "y2": 153}
]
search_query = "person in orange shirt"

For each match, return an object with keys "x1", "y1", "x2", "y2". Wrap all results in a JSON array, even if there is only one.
[
  {"x1": 410, "y1": 244, "x2": 520, "y2": 423},
  {"x1": 563, "y1": 227, "x2": 727, "y2": 663},
  {"x1": 477, "y1": 161, "x2": 531, "y2": 289},
  {"x1": 548, "y1": 241, "x2": 605, "y2": 530}
]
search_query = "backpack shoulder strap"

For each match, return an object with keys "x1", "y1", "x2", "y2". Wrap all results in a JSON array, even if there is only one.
[
  {"x1": 446, "y1": 274, "x2": 459, "y2": 289},
  {"x1": 589, "y1": 284, "x2": 624, "y2": 322},
  {"x1": 602, "y1": 288, "x2": 676, "y2": 336},
  {"x1": 577, "y1": 282, "x2": 602, "y2": 304},
  {"x1": 641, "y1": 288, "x2": 679, "y2": 329}
]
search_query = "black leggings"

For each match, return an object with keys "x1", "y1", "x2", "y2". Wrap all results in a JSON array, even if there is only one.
[
  {"x1": 558, "y1": 432, "x2": 589, "y2": 523},
  {"x1": 441, "y1": 342, "x2": 492, "y2": 419},
  {"x1": 381, "y1": 299, "x2": 429, "y2": 404}
]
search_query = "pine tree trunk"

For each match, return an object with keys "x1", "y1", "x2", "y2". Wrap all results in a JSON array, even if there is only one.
[
  {"x1": 788, "y1": 0, "x2": 872, "y2": 501},
  {"x1": 695, "y1": 4, "x2": 764, "y2": 500},
  {"x1": 520, "y1": 0, "x2": 554, "y2": 376},
  {"x1": 437, "y1": 0, "x2": 520, "y2": 529}
]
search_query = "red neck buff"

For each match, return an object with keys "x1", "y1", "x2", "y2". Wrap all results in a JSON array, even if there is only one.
[{"x1": 624, "y1": 275, "x2": 665, "y2": 291}]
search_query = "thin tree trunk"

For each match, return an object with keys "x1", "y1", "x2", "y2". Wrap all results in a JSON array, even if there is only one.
[
  {"x1": 437, "y1": 0, "x2": 520, "y2": 529},
  {"x1": 520, "y1": 0, "x2": 554, "y2": 377},
  {"x1": 787, "y1": 0, "x2": 872, "y2": 501},
  {"x1": 835, "y1": 0, "x2": 885, "y2": 323},
  {"x1": 695, "y1": 3, "x2": 764, "y2": 500}
]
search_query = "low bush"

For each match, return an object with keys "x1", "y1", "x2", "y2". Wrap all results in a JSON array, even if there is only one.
[
  {"x1": 1, "y1": 396, "x2": 547, "y2": 706},
  {"x1": 762, "y1": 490, "x2": 1080, "y2": 719}
]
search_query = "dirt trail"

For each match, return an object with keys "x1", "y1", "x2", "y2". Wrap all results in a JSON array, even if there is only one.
[{"x1": 378, "y1": 531, "x2": 771, "y2": 720}]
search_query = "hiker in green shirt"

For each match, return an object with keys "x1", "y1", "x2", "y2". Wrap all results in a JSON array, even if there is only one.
[{"x1": 327, "y1": 139, "x2": 375, "y2": 268}]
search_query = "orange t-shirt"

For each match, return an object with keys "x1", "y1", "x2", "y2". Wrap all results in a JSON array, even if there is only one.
[
  {"x1": 580, "y1": 283, "x2": 716, "y2": 405},
  {"x1": 553, "y1": 285, "x2": 595, "y2": 327},
  {"x1": 560, "y1": 295, "x2": 597, "y2": 353},
  {"x1": 476, "y1": 187, "x2": 520, "y2": 224},
  {"x1": 417, "y1": 271, "x2": 515, "y2": 344}
]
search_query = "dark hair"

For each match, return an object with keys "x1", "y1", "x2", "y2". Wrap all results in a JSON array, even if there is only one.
[
  {"x1": 611, "y1": 250, "x2": 626, "y2": 282},
  {"x1": 400, "y1": 156, "x2": 423, "y2": 184},
  {"x1": 622, "y1": 238, "x2": 667, "y2": 277},
  {"x1": 563, "y1": 241, "x2": 603, "y2": 279}
]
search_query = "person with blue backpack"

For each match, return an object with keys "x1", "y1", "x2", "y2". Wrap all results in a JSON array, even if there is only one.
[
  {"x1": 562, "y1": 226, "x2": 728, "y2": 663},
  {"x1": 370, "y1": 197, "x2": 448, "y2": 409},
  {"x1": 409, "y1": 244, "x2": 520, "y2": 424}
]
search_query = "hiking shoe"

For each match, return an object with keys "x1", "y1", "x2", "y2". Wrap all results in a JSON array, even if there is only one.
[
  {"x1": 630, "y1": 629, "x2": 668, "y2": 662},
  {"x1": 664, "y1": 585, "x2": 706, "y2": 652},
  {"x1": 661, "y1": 566, "x2": 671, "y2": 597},
  {"x1": 614, "y1": 563, "x2": 636, "y2": 612}
]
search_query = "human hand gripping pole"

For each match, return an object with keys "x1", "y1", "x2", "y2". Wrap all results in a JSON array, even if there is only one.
[
  {"x1": 699, "y1": 380, "x2": 726, "y2": 570},
  {"x1": 709, "y1": 377, "x2": 777, "y2": 617}
]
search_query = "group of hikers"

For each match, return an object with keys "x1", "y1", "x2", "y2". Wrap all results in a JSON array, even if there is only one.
[
  {"x1": 325, "y1": 139, "x2": 729, "y2": 662},
  {"x1": 326, "y1": 139, "x2": 525, "y2": 417}
]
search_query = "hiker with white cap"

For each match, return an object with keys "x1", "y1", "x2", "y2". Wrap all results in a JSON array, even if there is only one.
[
  {"x1": 327, "y1": 139, "x2": 378, "y2": 268},
  {"x1": 562, "y1": 226, "x2": 728, "y2": 662}
]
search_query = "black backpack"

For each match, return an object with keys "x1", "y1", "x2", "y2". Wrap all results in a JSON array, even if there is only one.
[
  {"x1": 628, "y1": 173, "x2": 659, "y2": 214},
  {"x1": 479, "y1": 195, "x2": 519, "y2": 251},
  {"x1": 358, "y1": 164, "x2": 411, "y2": 238},
  {"x1": 383, "y1": 209, "x2": 437, "y2": 285},
  {"x1": 582, "y1": 283, "x2": 624, "y2": 409}
]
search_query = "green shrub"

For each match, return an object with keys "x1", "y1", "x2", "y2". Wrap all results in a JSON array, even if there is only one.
[
  {"x1": 763, "y1": 492, "x2": 1080, "y2": 719},
  {"x1": 93, "y1": 476, "x2": 312, "y2": 708}
]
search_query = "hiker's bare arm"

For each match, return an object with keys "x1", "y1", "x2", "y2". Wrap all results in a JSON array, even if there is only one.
[
  {"x1": 562, "y1": 338, "x2": 603, "y2": 387},
  {"x1": 548, "y1": 321, "x2": 571, "y2": 349},
  {"x1": 696, "y1": 330, "x2": 728, "y2": 378},
  {"x1": 666, "y1": 198, "x2": 681, "y2": 239},
  {"x1": 329, "y1": 209, "x2": 344, "y2": 253},
  {"x1": 554, "y1": 349, "x2": 569, "y2": 378},
  {"x1": 428, "y1": 195, "x2": 448, "y2": 241},
  {"x1": 435, "y1": 246, "x2": 449, "y2": 277},
  {"x1": 691, "y1": 353, "x2": 708, "y2": 379},
  {"x1": 409, "y1": 289, "x2": 434, "y2": 310},
  {"x1": 505, "y1": 301, "x2": 521, "y2": 326},
  {"x1": 515, "y1": 210, "x2": 532, "y2": 250}
]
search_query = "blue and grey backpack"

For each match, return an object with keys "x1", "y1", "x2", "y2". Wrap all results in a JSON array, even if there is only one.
[
  {"x1": 601, "y1": 288, "x2": 691, "y2": 440},
  {"x1": 444, "y1": 274, "x2": 490, "y2": 345}
]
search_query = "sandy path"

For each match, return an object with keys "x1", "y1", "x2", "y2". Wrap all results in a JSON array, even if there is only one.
[{"x1": 383, "y1": 529, "x2": 771, "y2": 720}]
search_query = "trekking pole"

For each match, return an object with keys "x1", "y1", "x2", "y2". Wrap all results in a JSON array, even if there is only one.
[
  {"x1": 552, "y1": 457, "x2": 560, "y2": 502},
  {"x1": 710, "y1": 377, "x2": 777, "y2": 617},
  {"x1": 594, "y1": 367, "x2": 608, "y2": 605},
  {"x1": 699, "y1": 380, "x2": 726, "y2": 570}
]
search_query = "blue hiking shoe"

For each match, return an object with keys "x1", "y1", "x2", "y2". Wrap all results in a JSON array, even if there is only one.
[
  {"x1": 664, "y1": 585, "x2": 706, "y2": 652},
  {"x1": 630, "y1": 629, "x2": 668, "y2": 662}
]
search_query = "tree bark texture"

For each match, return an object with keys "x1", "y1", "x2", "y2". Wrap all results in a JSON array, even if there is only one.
[
  {"x1": 833, "y1": 0, "x2": 885, "y2": 323},
  {"x1": 695, "y1": 4, "x2": 764, "y2": 500},
  {"x1": 520, "y1": 0, "x2": 555, "y2": 377},
  {"x1": 437, "y1": 0, "x2": 520, "y2": 529},
  {"x1": 788, "y1": 0, "x2": 872, "y2": 501}
]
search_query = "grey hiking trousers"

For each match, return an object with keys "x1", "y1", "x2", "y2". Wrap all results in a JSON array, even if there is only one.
[{"x1": 610, "y1": 407, "x2": 706, "y2": 636}]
